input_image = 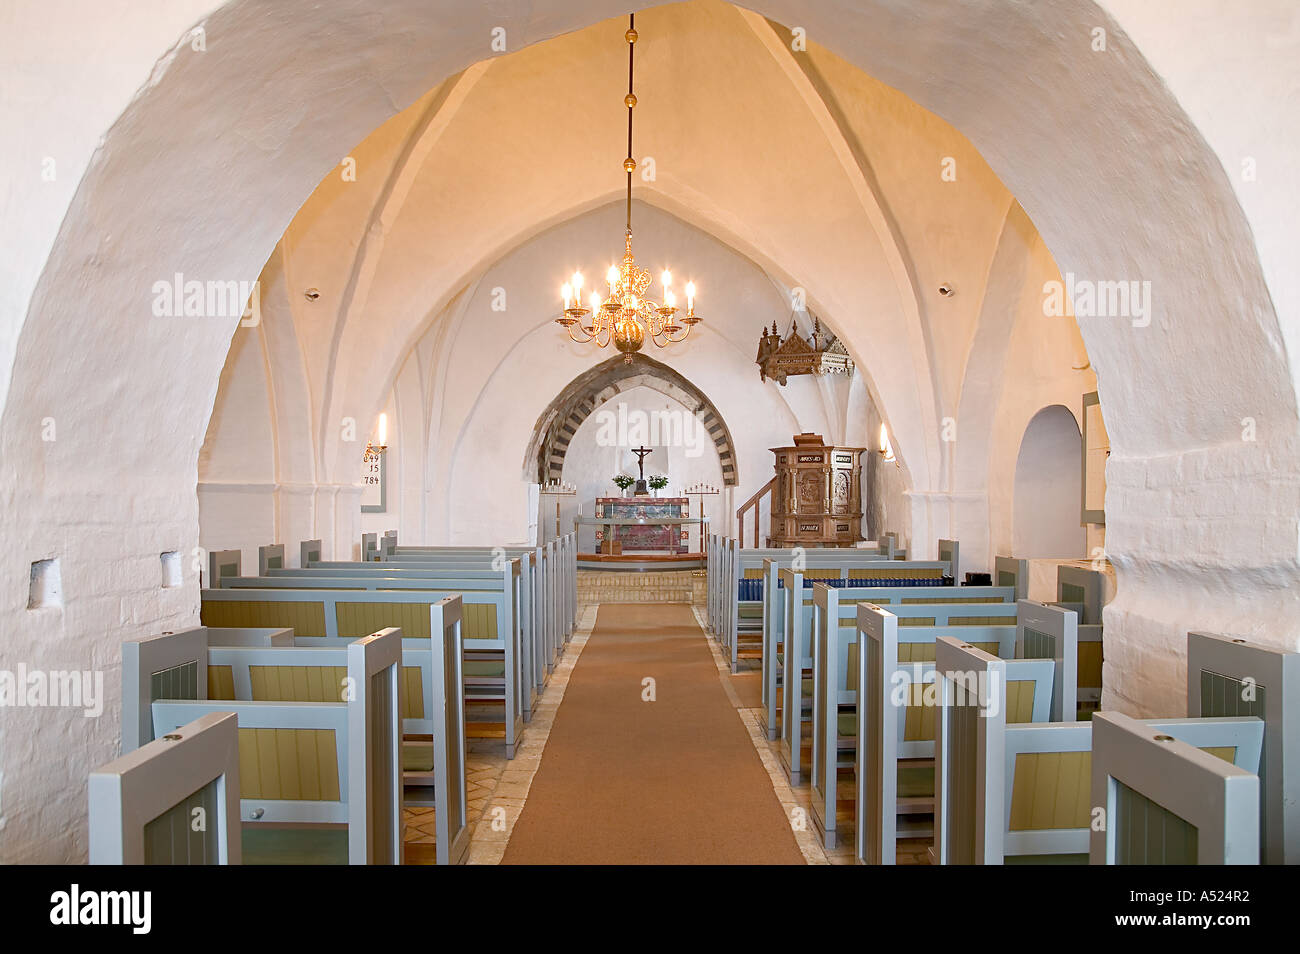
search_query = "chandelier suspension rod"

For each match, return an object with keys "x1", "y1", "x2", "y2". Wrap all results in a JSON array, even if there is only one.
[
  {"x1": 553, "y1": 13, "x2": 700, "y2": 361},
  {"x1": 626, "y1": 13, "x2": 635, "y2": 236}
]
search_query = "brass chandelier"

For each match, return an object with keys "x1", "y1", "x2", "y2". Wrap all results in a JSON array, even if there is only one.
[{"x1": 556, "y1": 14, "x2": 701, "y2": 363}]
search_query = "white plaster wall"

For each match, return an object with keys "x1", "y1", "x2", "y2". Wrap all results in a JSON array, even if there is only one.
[
  {"x1": 196, "y1": 321, "x2": 276, "y2": 573},
  {"x1": 981, "y1": 217, "x2": 1098, "y2": 566},
  {"x1": 853, "y1": 376, "x2": 912, "y2": 550}
]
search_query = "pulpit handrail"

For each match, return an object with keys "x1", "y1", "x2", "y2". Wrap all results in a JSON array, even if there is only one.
[{"x1": 735, "y1": 476, "x2": 776, "y2": 548}]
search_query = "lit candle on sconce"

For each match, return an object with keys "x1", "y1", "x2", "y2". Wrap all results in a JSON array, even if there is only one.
[
  {"x1": 363, "y1": 411, "x2": 388, "y2": 462},
  {"x1": 561, "y1": 282, "x2": 573, "y2": 309},
  {"x1": 685, "y1": 281, "x2": 696, "y2": 313},
  {"x1": 606, "y1": 265, "x2": 619, "y2": 293}
]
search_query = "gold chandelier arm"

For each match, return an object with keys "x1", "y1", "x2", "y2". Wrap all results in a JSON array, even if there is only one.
[{"x1": 565, "y1": 322, "x2": 593, "y2": 343}]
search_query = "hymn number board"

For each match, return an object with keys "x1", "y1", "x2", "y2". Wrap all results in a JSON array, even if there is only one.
[{"x1": 361, "y1": 447, "x2": 386, "y2": 513}]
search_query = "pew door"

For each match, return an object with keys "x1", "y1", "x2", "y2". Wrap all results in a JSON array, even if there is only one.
[{"x1": 89, "y1": 711, "x2": 241, "y2": 864}]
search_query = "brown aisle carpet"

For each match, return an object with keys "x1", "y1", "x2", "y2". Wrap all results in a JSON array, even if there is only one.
[
  {"x1": 501, "y1": 603, "x2": 806, "y2": 865},
  {"x1": 728, "y1": 671, "x2": 763, "y2": 710}
]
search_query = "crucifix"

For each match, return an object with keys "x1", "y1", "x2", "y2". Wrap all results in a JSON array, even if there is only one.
[{"x1": 631, "y1": 445, "x2": 653, "y2": 482}]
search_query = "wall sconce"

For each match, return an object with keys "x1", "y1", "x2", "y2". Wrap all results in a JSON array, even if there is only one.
[
  {"x1": 878, "y1": 422, "x2": 897, "y2": 464},
  {"x1": 363, "y1": 412, "x2": 388, "y2": 461}
]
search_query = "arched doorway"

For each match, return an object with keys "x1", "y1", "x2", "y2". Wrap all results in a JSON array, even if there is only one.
[{"x1": 1012, "y1": 406, "x2": 1085, "y2": 559}]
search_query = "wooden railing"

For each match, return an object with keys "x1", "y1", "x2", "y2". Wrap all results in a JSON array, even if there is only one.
[{"x1": 735, "y1": 477, "x2": 777, "y2": 548}]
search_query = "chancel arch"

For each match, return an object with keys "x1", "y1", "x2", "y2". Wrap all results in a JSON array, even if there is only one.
[{"x1": 527, "y1": 354, "x2": 738, "y2": 489}]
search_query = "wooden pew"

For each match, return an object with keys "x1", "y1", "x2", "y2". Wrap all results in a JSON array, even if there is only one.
[
  {"x1": 706, "y1": 536, "x2": 922, "y2": 653},
  {"x1": 727, "y1": 553, "x2": 958, "y2": 672},
  {"x1": 855, "y1": 611, "x2": 1057, "y2": 864},
  {"x1": 148, "y1": 628, "x2": 404, "y2": 864},
  {"x1": 762, "y1": 569, "x2": 1016, "y2": 743},
  {"x1": 220, "y1": 560, "x2": 540, "y2": 722},
  {"x1": 996, "y1": 557, "x2": 1103, "y2": 717},
  {"x1": 207, "y1": 548, "x2": 242, "y2": 588},
  {"x1": 258, "y1": 543, "x2": 285, "y2": 574},
  {"x1": 776, "y1": 573, "x2": 1018, "y2": 783},
  {"x1": 89, "y1": 711, "x2": 242, "y2": 864},
  {"x1": 742, "y1": 549, "x2": 961, "y2": 697},
  {"x1": 1187, "y1": 631, "x2": 1300, "y2": 864},
  {"x1": 993, "y1": 556, "x2": 1030, "y2": 600},
  {"x1": 206, "y1": 627, "x2": 295, "y2": 647},
  {"x1": 1016, "y1": 599, "x2": 1078, "y2": 722},
  {"x1": 937, "y1": 538, "x2": 959, "y2": 582},
  {"x1": 932, "y1": 637, "x2": 1263, "y2": 865},
  {"x1": 380, "y1": 534, "x2": 576, "y2": 660},
  {"x1": 808, "y1": 585, "x2": 1023, "y2": 848},
  {"x1": 199, "y1": 582, "x2": 524, "y2": 758},
  {"x1": 306, "y1": 548, "x2": 550, "y2": 680},
  {"x1": 300, "y1": 538, "x2": 322, "y2": 567},
  {"x1": 884, "y1": 531, "x2": 908, "y2": 560},
  {"x1": 210, "y1": 607, "x2": 472, "y2": 863},
  {"x1": 1089, "y1": 711, "x2": 1260, "y2": 864}
]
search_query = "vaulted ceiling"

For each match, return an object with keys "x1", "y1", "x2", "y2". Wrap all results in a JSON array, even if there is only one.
[{"x1": 262, "y1": 0, "x2": 1088, "y2": 494}]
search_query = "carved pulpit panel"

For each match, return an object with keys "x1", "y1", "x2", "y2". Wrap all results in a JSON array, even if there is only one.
[
  {"x1": 832, "y1": 470, "x2": 851, "y2": 515},
  {"x1": 797, "y1": 471, "x2": 823, "y2": 514}
]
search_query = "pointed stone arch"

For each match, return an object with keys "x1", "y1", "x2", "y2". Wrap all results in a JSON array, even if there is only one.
[{"x1": 525, "y1": 354, "x2": 738, "y2": 487}]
